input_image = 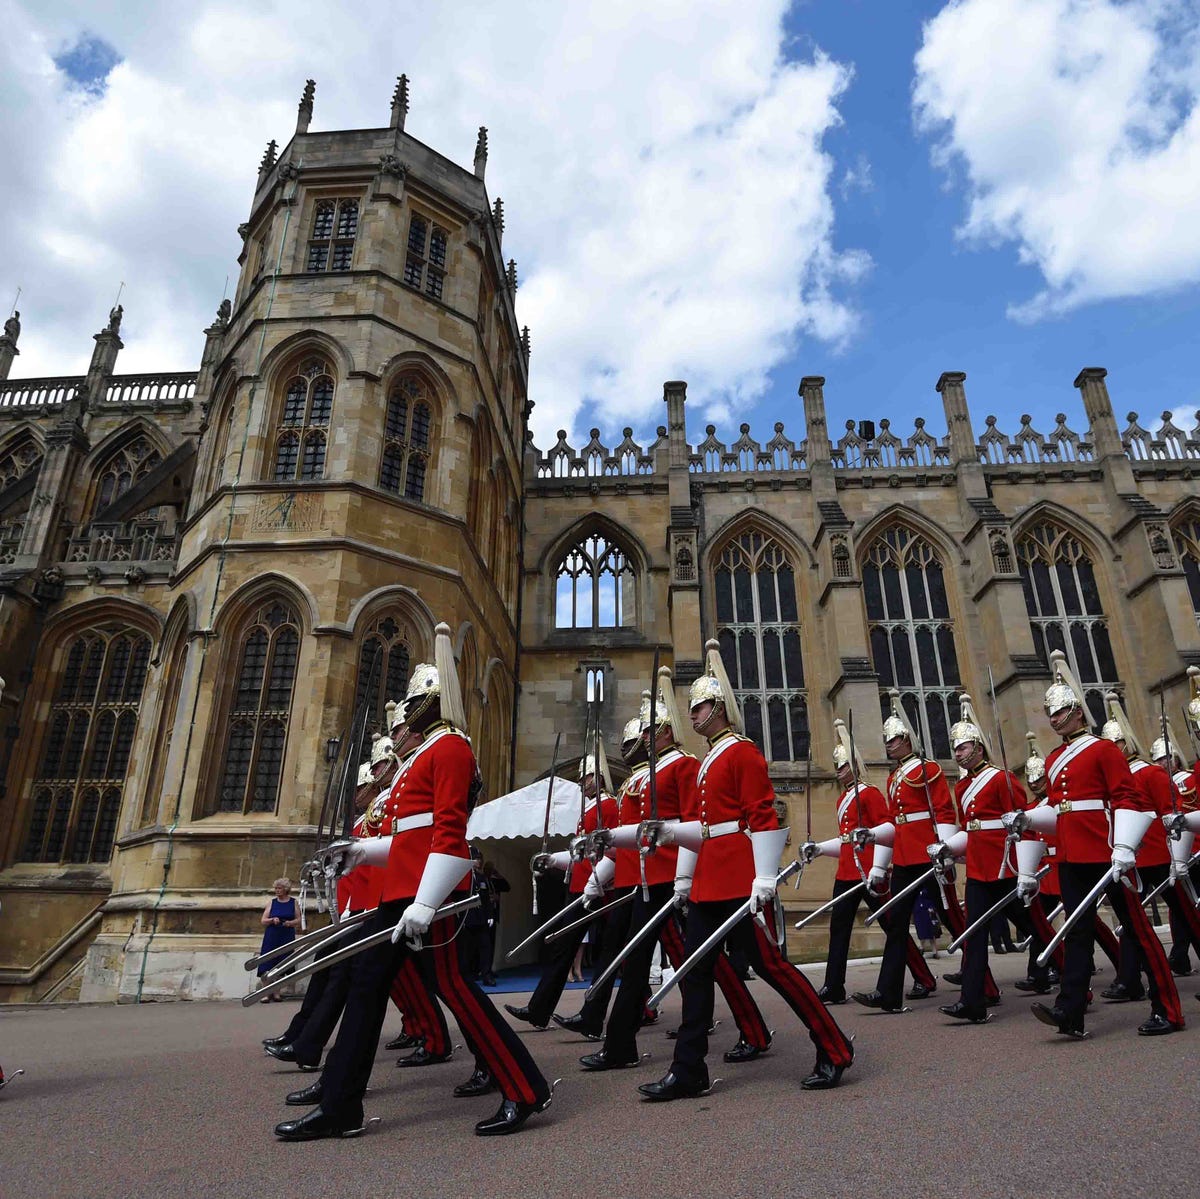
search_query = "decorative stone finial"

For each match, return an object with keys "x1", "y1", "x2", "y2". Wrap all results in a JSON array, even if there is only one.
[
  {"x1": 492, "y1": 197, "x2": 504, "y2": 240},
  {"x1": 474, "y1": 126, "x2": 489, "y2": 179},
  {"x1": 520, "y1": 326, "x2": 531, "y2": 359},
  {"x1": 391, "y1": 75, "x2": 409, "y2": 130},
  {"x1": 259, "y1": 139, "x2": 278, "y2": 173},
  {"x1": 296, "y1": 79, "x2": 315, "y2": 133},
  {"x1": 506, "y1": 259, "x2": 518, "y2": 293}
]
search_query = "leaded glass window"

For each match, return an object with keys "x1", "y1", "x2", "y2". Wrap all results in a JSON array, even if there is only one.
[
  {"x1": 352, "y1": 612, "x2": 413, "y2": 761},
  {"x1": 93, "y1": 438, "x2": 161, "y2": 515},
  {"x1": 1174, "y1": 516, "x2": 1200, "y2": 629},
  {"x1": 379, "y1": 376, "x2": 433, "y2": 501},
  {"x1": 554, "y1": 532, "x2": 636, "y2": 629},
  {"x1": 713, "y1": 530, "x2": 808, "y2": 762},
  {"x1": 863, "y1": 526, "x2": 961, "y2": 758},
  {"x1": 273, "y1": 357, "x2": 333, "y2": 481},
  {"x1": 0, "y1": 436, "x2": 42, "y2": 493},
  {"x1": 1017, "y1": 521, "x2": 1117, "y2": 728},
  {"x1": 216, "y1": 600, "x2": 300, "y2": 814},
  {"x1": 306, "y1": 197, "x2": 358, "y2": 272},
  {"x1": 404, "y1": 213, "x2": 449, "y2": 300},
  {"x1": 22, "y1": 625, "x2": 151, "y2": 863}
]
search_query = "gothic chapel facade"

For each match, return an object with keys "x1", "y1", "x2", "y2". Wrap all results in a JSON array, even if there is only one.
[{"x1": 1, "y1": 82, "x2": 1198, "y2": 1002}]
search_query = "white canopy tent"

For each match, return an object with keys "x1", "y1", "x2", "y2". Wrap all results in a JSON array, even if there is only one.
[{"x1": 467, "y1": 776, "x2": 583, "y2": 966}]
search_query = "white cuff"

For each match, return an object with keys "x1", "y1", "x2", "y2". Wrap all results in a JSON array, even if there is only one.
[
  {"x1": 872, "y1": 843, "x2": 893, "y2": 871},
  {"x1": 675, "y1": 845, "x2": 698, "y2": 882},
  {"x1": 1112, "y1": 808, "x2": 1154, "y2": 854},
  {"x1": 935, "y1": 822, "x2": 960, "y2": 844},
  {"x1": 869, "y1": 821, "x2": 896, "y2": 848},
  {"x1": 357, "y1": 836, "x2": 393, "y2": 867},
  {"x1": 414, "y1": 853, "x2": 472, "y2": 910},
  {"x1": 1170, "y1": 830, "x2": 1196, "y2": 864},
  {"x1": 944, "y1": 830, "x2": 968, "y2": 857},
  {"x1": 547, "y1": 851, "x2": 571, "y2": 872},
  {"x1": 1026, "y1": 805, "x2": 1058, "y2": 835},
  {"x1": 590, "y1": 855, "x2": 616, "y2": 890},
  {"x1": 1015, "y1": 839, "x2": 1046, "y2": 874},
  {"x1": 607, "y1": 824, "x2": 641, "y2": 850},
  {"x1": 750, "y1": 827, "x2": 789, "y2": 878},
  {"x1": 815, "y1": 837, "x2": 842, "y2": 860},
  {"x1": 671, "y1": 821, "x2": 706, "y2": 852}
]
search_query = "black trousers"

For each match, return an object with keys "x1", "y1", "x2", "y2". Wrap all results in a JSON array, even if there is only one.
[
  {"x1": 317, "y1": 901, "x2": 548, "y2": 1125},
  {"x1": 1167, "y1": 863, "x2": 1200, "y2": 970},
  {"x1": 960, "y1": 877, "x2": 1034, "y2": 1009},
  {"x1": 1057, "y1": 862, "x2": 1182, "y2": 1030},
  {"x1": 601, "y1": 882, "x2": 675, "y2": 1061},
  {"x1": 565, "y1": 887, "x2": 635, "y2": 1034},
  {"x1": 526, "y1": 907, "x2": 602, "y2": 1026},
  {"x1": 875, "y1": 863, "x2": 934, "y2": 1007},
  {"x1": 671, "y1": 899, "x2": 854, "y2": 1087}
]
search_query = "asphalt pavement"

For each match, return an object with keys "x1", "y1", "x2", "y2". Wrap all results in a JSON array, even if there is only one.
[{"x1": 2, "y1": 949, "x2": 1197, "y2": 1199}]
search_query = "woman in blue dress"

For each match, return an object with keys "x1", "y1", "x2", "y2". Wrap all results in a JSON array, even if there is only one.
[{"x1": 257, "y1": 878, "x2": 300, "y2": 1000}]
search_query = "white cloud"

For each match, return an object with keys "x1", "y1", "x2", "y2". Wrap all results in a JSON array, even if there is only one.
[
  {"x1": 913, "y1": 0, "x2": 1200, "y2": 321},
  {"x1": 0, "y1": 1, "x2": 865, "y2": 444}
]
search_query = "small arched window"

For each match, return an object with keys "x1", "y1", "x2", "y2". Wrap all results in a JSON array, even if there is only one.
[
  {"x1": 215, "y1": 600, "x2": 301, "y2": 814},
  {"x1": 1173, "y1": 515, "x2": 1200, "y2": 629},
  {"x1": 92, "y1": 437, "x2": 162, "y2": 516},
  {"x1": 404, "y1": 213, "x2": 449, "y2": 300},
  {"x1": 862, "y1": 525, "x2": 962, "y2": 759},
  {"x1": 554, "y1": 531, "x2": 636, "y2": 629},
  {"x1": 1017, "y1": 521, "x2": 1117, "y2": 727},
  {"x1": 273, "y1": 357, "x2": 333, "y2": 482},
  {"x1": 714, "y1": 530, "x2": 808, "y2": 762},
  {"x1": 22, "y1": 623, "x2": 152, "y2": 863},
  {"x1": 379, "y1": 375, "x2": 433, "y2": 502}
]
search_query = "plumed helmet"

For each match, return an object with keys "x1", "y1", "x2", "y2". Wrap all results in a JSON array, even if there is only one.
[
  {"x1": 951, "y1": 694, "x2": 991, "y2": 756},
  {"x1": 356, "y1": 761, "x2": 373, "y2": 787},
  {"x1": 1024, "y1": 730, "x2": 1046, "y2": 783},
  {"x1": 1149, "y1": 736, "x2": 1171, "y2": 763},
  {"x1": 687, "y1": 640, "x2": 742, "y2": 733},
  {"x1": 1044, "y1": 650, "x2": 1085, "y2": 716},
  {"x1": 621, "y1": 715, "x2": 644, "y2": 749},
  {"x1": 397, "y1": 623, "x2": 467, "y2": 733},
  {"x1": 1103, "y1": 691, "x2": 1143, "y2": 758},
  {"x1": 578, "y1": 740, "x2": 615, "y2": 794},
  {"x1": 1150, "y1": 716, "x2": 1183, "y2": 767},
  {"x1": 1100, "y1": 719, "x2": 1123, "y2": 743},
  {"x1": 831, "y1": 717, "x2": 867, "y2": 778},
  {"x1": 883, "y1": 690, "x2": 920, "y2": 751},
  {"x1": 370, "y1": 733, "x2": 395, "y2": 767}
]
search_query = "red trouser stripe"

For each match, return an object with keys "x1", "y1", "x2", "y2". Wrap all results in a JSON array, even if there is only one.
[
  {"x1": 428, "y1": 919, "x2": 537, "y2": 1104},
  {"x1": 1029, "y1": 899, "x2": 1065, "y2": 971},
  {"x1": 1118, "y1": 886, "x2": 1184, "y2": 1027},
  {"x1": 941, "y1": 887, "x2": 1000, "y2": 1000},
  {"x1": 904, "y1": 934, "x2": 937, "y2": 988},
  {"x1": 752, "y1": 910, "x2": 853, "y2": 1068},
  {"x1": 660, "y1": 917, "x2": 771, "y2": 1050},
  {"x1": 390, "y1": 955, "x2": 448, "y2": 1055}
]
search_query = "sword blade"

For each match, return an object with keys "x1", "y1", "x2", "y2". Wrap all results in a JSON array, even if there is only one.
[
  {"x1": 544, "y1": 889, "x2": 635, "y2": 943},
  {"x1": 245, "y1": 907, "x2": 374, "y2": 972},
  {"x1": 947, "y1": 865, "x2": 1049, "y2": 953},
  {"x1": 864, "y1": 865, "x2": 938, "y2": 926},
  {"x1": 794, "y1": 881, "x2": 867, "y2": 930},
  {"x1": 504, "y1": 892, "x2": 589, "y2": 960},
  {"x1": 242, "y1": 896, "x2": 479, "y2": 1006},
  {"x1": 647, "y1": 861, "x2": 802, "y2": 1010},
  {"x1": 585, "y1": 892, "x2": 684, "y2": 1000},
  {"x1": 1036, "y1": 868, "x2": 1115, "y2": 967}
]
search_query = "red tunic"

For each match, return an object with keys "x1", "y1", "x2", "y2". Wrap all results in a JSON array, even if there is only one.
[
  {"x1": 1044, "y1": 733, "x2": 1143, "y2": 865},
  {"x1": 567, "y1": 794, "x2": 620, "y2": 894},
  {"x1": 953, "y1": 765, "x2": 1028, "y2": 881},
  {"x1": 886, "y1": 757, "x2": 958, "y2": 868},
  {"x1": 1130, "y1": 759, "x2": 1174, "y2": 868},
  {"x1": 833, "y1": 783, "x2": 888, "y2": 881},
  {"x1": 612, "y1": 766, "x2": 650, "y2": 888},
  {"x1": 610, "y1": 749, "x2": 687, "y2": 887},
  {"x1": 337, "y1": 802, "x2": 396, "y2": 912},
  {"x1": 380, "y1": 726, "x2": 474, "y2": 903},
  {"x1": 1180, "y1": 768, "x2": 1199, "y2": 813},
  {"x1": 688, "y1": 732, "x2": 778, "y2": 902}
]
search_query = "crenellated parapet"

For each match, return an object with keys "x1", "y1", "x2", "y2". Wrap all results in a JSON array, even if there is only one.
[{"x1": 1121, "y1": 410, "x2": 1200, "y2": 464}]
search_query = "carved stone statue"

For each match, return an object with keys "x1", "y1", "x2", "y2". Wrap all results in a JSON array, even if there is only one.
[
  {"x1": 107, "y1": 304, "x2": 123, "y2": 334},
  {"x1": 3, "y1": 310, "x2": 19, "y2": 343},
  {"x1": 216, "y1": 298, "x2": 232, "y2": 325}
]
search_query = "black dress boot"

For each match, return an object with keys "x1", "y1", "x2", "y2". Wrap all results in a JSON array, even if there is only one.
[
  {"x1": 274, "y1": 1106, "x2": 365, "y2": 1141},
  {"x1": 938, "y1": 1001, "x2": 990, "y2": 1024},
  {"x1": 396, "y1": 1045, "x2": 453, "y2": 1067},
  {"x1": 580, "y1": 1049, "x2": 641, "y2": 1071},
  {"x1": 504, "y1": 1004, "x2": 548, "y2": 1031},
  {"x1": 723, "y1": 1036, "x2": 770, "y2": 1063},
  {"x1": 800, "y1": 1051, "x2": 846, "y2": 1090},
  {"x1": 285, "y1": 1080, "x2": 324, "y2": 1106},
  {"x1": 264, "y1": 1043, "x2": 321, "y2": 1071},
  {"x1": 637, "y1": 1072, "x2": 708, "y2": 1101},
  {"x1": 552, "y1": 1012, "x2": 602, "y2": 1039},
  {"x1": 384, "y1": 1033, "x2": 422, "y2": 1051},
  {"x1": 453, "y1": 1068, "x2": 497, "y2": 1098},
  {"x1": 474, "y1": 1092, "x2": 552, "y2": 1136}
]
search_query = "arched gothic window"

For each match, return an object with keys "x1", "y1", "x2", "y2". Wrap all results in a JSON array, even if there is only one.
[
  {"x1": 1173, "y1": 516, "x2": 1200, "y2": 629},
  {"x1": 306, "y1": 197, "x2": 359, "y2": 272},
  {"x1": 93, "y1": 437, "x2": 162, "y2": 516},
  {"x1": 404, "y1": 213, "x2": 449, "y2": 299},
  {"x1": 379, "y1": 376, "x2": 433, "y2": 501},
  {"x1": 22, "y1": 624, "x2": 151, "y2": 863},
  {"x1": 554, "y1": 532, "x2": 636, "y2": 629},
  {"x1": 215, "y1": 600, "x2": 300, "y2": 814},
  {"x1": 352, "y1": 612, "x2": 414, "y2": 762},
  {"x1": 273, "y1": 357, "x2": 333, "y2": 482},
  {"x1": 714, "y1": 530, "x2": 808, "y2": 762},
  {"x1": 1, "y1": 436, "x2": 42, "y2": 493},
  {"x1": 862, "y1": 526, "x2": 962, "y2": 758},
  {"x1": 1017, "y1": 521, "x2": 1118, "y2": 727}
]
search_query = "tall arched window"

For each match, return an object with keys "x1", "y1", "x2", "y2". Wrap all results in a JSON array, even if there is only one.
[
  {"x1": 713, "y1": 530, "x2": 808, "y2": 762},
  {"x1": 554, "y1": 531, "x2": 636, "y2": 629},
  {"x1": 1017, "y1": 520, "x2": 1117, "y2": 728},
  {"x1": 863, "y1": 525, "x2": 962, "y2": 758},
  {"x1": 0, "y1": 435, "x2": 42, "y2": 494},
  {"x1": 306, "y1": 197, "x2": 359, "y2": 272},
  {"x1": 1173, "y1": 515, "x2": 1200, "y2": 629},
  {"x1": 273, "y1": 357, "x2": 333, "y2": 482},
  {"x1": 22, "y1": 624, "x2": 152, "y2": 863},
  {"x1": 92, "y1": 436, "x2": 162, "y2": 515},
  {"x1": 215, "y1": 600, "x2": 300, "y2": 814},
  {"x1": 141, "y1": 635, "x2": 188, "y2": 827},
  {"x1": 352, "y1": 612, "x2": 414, "y2": 760},
  {"x1": 379, "y1": 375, "x2": 433, "y2": 501}
]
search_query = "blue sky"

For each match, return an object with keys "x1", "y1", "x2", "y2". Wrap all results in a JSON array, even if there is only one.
[{"x1": 3, "y1": 2, "x2": 1198, "y2": 453}]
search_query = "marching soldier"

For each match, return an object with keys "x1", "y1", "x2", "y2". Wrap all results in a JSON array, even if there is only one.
[
  {"x1": 1151, "y1": 730, "x2": 1200, "y2": 977},
  {"x1": 938, "y1": 697, "x2": 1032, "y2": 1023},
  {"x1": 275, "y1": 623, "x2": 552, "y2": 1140},
  {"x1": 853, "y1": 693, "x2": 987, "y2": 1012},
  {"x1": 801, "y1": 718, "x2": 937, "y2": 1004},
  {"x1": 1010, "y1": 652, "x2": 1183, "y2": 1038},
  {"x1": 639, "y1": 641, "x2": 853, "y2": 1100},
  {"x1": 504, "y1": 743, "x2": 620, "y2": 1031}
]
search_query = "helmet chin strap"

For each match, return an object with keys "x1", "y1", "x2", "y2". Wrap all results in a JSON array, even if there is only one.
[{"x1": 692, "y1": 701, "x2": 725, "y2": 737}]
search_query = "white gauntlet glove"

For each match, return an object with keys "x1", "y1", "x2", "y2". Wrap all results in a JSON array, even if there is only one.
[
  {"x1": 1016, "y1": 873, "x2": 1040, "y2": 901},
  {"x1": 391, "y1": 853, "x2": 471, "y2": 945},
  {"x1": 749, "y1": 876, "x2": 776, "y2": 915},
  {"x1": 867, "y1": 866, "x2": 889, "y2": 896},
  {"x1": 674, "y1": 846, "x2": 697, "y2": 901},
  {"x1": 748, "y1": 827, "x2": 789, "y2": 915},
  {"x1": 1111, "y1": 809, "x2": 1153, "y2": 879},
  {"x1": 392, "y1": 901, "x2": 436, "y2": 948}
]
